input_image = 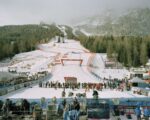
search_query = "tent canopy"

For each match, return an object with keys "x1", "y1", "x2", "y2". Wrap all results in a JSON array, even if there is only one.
[
  {"x1": 129, "y1": 77, "x2": 145, "y2": 83},
  {"x1": 0, "y1": 72, "x2": 18, "y2": 81}
]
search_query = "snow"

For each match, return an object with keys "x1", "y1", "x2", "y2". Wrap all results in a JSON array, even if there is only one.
[
  {"x1": 0, "y1": 27, "x2": 148, "y2": 99},
  {"x1": 90, "y1": 53, "x2": 130, "y2": 80},
  {"x1": 92, "y1": 53, "x2": 106, "y2": 69},
  {"x1": 3, "y1": 87, "x2": 146, "y2": 99},
  {"x1": 92, "y1": 68, "x2": 129, "y2": 80},
  {"x1": 9, "y1": 49, "x2": 57, "y2": 73},
  {"x1": 51, "y1": 65, "x2": 100, "y2": 83},
  {"x1": 0, "y1": 67, "x2": 8, "y2": 72},
  {"x1": 80, "y1": 29, "x2": 92, "y2": 36},
  {"x1": 72, "y1": 28, "x2": 78, "y2": 36}
]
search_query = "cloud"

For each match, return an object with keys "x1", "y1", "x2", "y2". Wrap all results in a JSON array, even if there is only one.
[{"x1": 0, "y1": 0, "x2": 150, "y2": 25}]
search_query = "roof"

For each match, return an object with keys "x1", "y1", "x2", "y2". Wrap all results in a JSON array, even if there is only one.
[
  {"x1": 129, "y1": 77, "x2": 145, "y2": 83},
  {"x1": 145, "y1": 80, "x2": 150, "y2": 83},
  {"x1": 64, "y1": 77, "x2": 77, "y2": 81},
  {"x1": 0, "y1": 72, "x2": 18, "y2": 81}
]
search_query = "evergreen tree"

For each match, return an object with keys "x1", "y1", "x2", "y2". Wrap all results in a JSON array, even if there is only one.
[
  {"x1": 77, "y1": 34, "x2": 150, "y2": 67},
  {"x1": 58, "y1": 36, "x2": 61, "y2": 43},
  {"x1": 133, "y1": 44, "x2": 140, "y2": 66},
  {"x1": 0, "y1": 24, "x2": 62, "y2": 60},
  {"x1": 140, "y1": 42, "x2": 148, "y2": 65},
  {"x1": 125, "y1": 37, "x2": 132, "y2": 66},
  {"x1": 107, "y1": 41, "x2": 114, "y2": 58}
]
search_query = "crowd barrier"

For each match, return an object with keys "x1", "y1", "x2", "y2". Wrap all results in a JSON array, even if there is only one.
[
  {"x1": 0, "y1": 98, "x2": 149, "y2": 120},
  {"x1": 0, "y1": 73, "x2": 52, "y2": 96}
]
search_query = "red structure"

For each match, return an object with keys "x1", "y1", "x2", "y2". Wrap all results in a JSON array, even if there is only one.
[
  {"x1": 61, "y1": 59, "x2": 83, "y2": 66},
  {"x1": 64, "y1": 77, "x2": 77, "y2": 84}
]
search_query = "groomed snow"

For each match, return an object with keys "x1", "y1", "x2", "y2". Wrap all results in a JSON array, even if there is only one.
[
  {"x1": 4, "y1": 87, "x2": 146, "y2": 99},
  {"x1": 91, "y1": 53, "x2": 130, "y2": 80},
  {"x1": 0, "y1": 33, "x2": 148, "y2": 99},
  {"x1": 50, "y1": 65, "x2": 100, "y2": 83}
]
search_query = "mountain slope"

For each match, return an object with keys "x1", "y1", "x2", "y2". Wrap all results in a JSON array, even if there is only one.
[
  {"x1": 75, "y1": 8, "x2": 150, "y2": 36},
  {"x1": 0, "y1": 24, "x2": 62, "y2": 60}
]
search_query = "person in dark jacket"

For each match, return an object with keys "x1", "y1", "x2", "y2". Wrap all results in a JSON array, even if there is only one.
[
  {"x1": 93, "y1": 90, "x2": 98, "y2": 99},
  {"x1": 73, "y1": 98, "x2": 80, "y2": 120},
  {"x1": 2, "y1": 99, "x2": 12, "y2": 116}
]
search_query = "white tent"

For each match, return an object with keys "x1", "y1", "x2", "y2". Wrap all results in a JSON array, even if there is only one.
[
  {"x1": 0, "y1": 72, "x2": 18, "y2": 81},
  {"x1": 129, "y1": 77, "x2": 145, "y2": 83}
]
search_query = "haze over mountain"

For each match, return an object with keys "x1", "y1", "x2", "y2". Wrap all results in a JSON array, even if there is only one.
[
  {"x1": 1, "y1": 0, "x2": 150, "y2": 67},
  {"x1": 0, "y1": 0, "x2": 150, "y2": 26},
  {"x1": 75, "y1": 8, "x2": 150, "y2": 36}
]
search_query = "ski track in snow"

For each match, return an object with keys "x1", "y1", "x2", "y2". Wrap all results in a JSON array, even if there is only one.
[{"x1": 0, "y1": 26, "x2": 149, "y2": 99}]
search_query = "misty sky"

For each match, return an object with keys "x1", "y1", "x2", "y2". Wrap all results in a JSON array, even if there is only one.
[{"x1": 0, "y1": 0, "x2": 150, "y2": 26}]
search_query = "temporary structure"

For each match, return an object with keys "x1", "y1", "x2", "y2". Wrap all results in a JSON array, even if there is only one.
[
  {"x1": 64, "y1": 77, "x2": 77, "y2": 84},
  {"x1": 129, "y1": 77, "x2": 149, "y2": 88},
  {"x1": 129, "y1": 77, "x2": 145, "y2": 83}
]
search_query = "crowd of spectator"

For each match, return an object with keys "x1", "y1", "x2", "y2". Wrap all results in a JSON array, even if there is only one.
[
  {"x1": 39, "y1": 79, "x2": 131, "y2": 92},
  {"x1": 0, "y1": 97, "x2": 150, "y2": 120}
]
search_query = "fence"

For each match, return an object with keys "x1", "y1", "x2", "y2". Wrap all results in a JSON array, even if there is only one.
[
  {"x1": 0, "y1": 98, "x2": 149, "y2": 120},
  {"x1": 0, "y1": 73, "x2": 52, "y2": 96}
]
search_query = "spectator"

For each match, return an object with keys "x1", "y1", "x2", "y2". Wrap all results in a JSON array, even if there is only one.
[
  {"x1": 22, "y1": 99, "x2": 30, "y2": 114},
  {"x1": 57, "y1": 101, "x2": 64, "y2": 116},
  {"x1": 2, "y1": 99, "x2": 11, "y2": 116},
  {"x1": 143, "y1": 107, "x2": 150, "y2": 120},
  {"x1": 135, "y1": 107, "x2": 141, "y2": 120},
  {"x1": 63, "y1": 104, "x2": 69, "y2": 120},
  {"x1": 62, "y1": 90, "x2": 66, "y2": 98},
  {"x1": 39, "y1": 82, "x2": 42, "y2": 87},
  {"x1": 93, "y1": 90, "x2": 98, "y2": 99},
  {"x1": 52, "y1": 96, "x2": 57, "y2": 104},
  {"x1": 62, "y1": 98, "x2": 66, "y2": 108},
  {"x1": 74, "y1": 98, "x2": 80, "y2": 120},
  {"x1": 0, "y1": 100, "x2": 3, "y2": 112},
  {"x1": 40, "y1": 97, "x2": 46, "y2": 109},
  {"x1": 33, "y1": 104, "x2": 42, "y2": 120}
]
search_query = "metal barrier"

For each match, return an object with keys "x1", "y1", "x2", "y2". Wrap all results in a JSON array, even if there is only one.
[
  {"x1": 0, "y1": 73, "x2": 52, "y2": 96},
  {"x1": 0, "y1": 98, "x2": 150, "y2": 120}
]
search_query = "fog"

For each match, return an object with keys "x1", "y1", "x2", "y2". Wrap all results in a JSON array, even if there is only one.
[{"x1": 0, "y1": 0, "x2": 150, "y2": 26}]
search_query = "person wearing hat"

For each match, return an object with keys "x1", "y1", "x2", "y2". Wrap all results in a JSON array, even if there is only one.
[
  {"x1": 92, "y1": 90, "x2": 98, "y2": 99},
  {"x1": 52, "y1": 96, "x2": 57, "y2": 104}
]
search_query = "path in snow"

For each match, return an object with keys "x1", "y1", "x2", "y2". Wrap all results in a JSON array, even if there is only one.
[
  {"x1": 2, "y1": 87, "x2": 146, "y2": 99},
  {"x1": 0, "y1": 33, "x2": 146, "y2": 99}
]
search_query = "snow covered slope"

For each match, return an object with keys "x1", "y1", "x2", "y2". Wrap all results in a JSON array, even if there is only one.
[{"x1": 0, "y1": 35, "x2": 147, "y2": 99}]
